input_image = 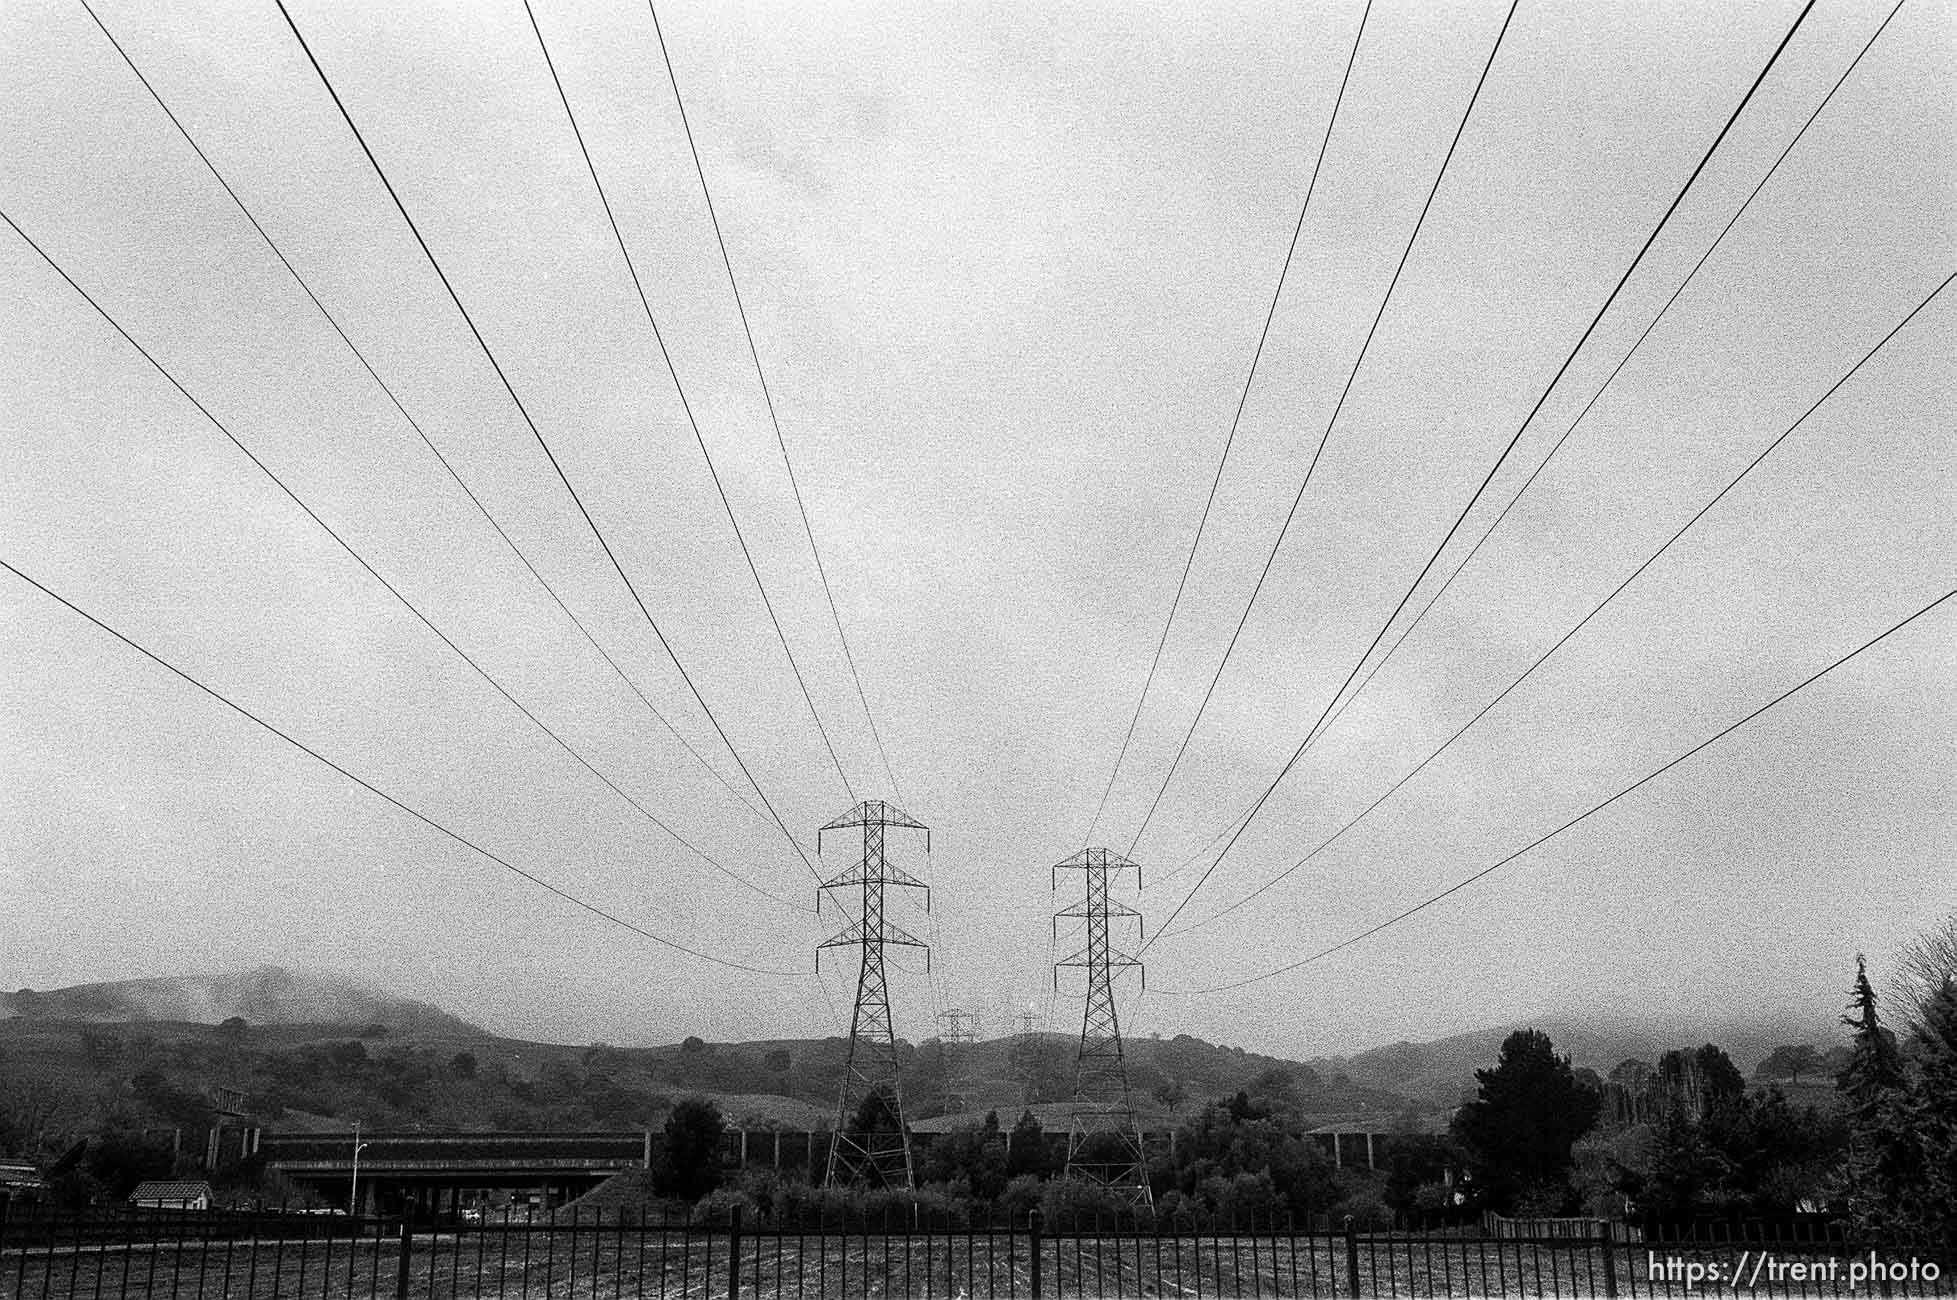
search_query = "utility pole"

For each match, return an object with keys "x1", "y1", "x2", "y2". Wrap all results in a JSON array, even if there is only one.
[
  {"x1": 1053, "y1": 847, "x2": 1152, "y2": 1209},
  {"x1": 816, "y1": 800, "x2": 930, "y2": 1188},
  {"x1": 936, "y1": 1007, "x2": 980, "y2": 1115},
  {"x1": 348, "y1": 1120, "x2": 370, "y2": 1217}
]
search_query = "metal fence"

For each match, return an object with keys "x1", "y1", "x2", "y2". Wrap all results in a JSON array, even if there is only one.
[{"x1": 1, "y1": 1203, "x2": 1948, "y2": 1299}]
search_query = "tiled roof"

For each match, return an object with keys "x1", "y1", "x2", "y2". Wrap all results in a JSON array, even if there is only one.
[{"x1": 129, "y1": 1181, "x2": 213, "y2": 1201}]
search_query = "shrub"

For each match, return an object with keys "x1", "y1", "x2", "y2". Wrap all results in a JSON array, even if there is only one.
[{"x1": 1328, "y1": 1191, "x2": 1393, "y2": 1231}]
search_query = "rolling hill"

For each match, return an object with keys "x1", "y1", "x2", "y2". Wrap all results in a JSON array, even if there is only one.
[
  {"x1": 1, "y1": 969, "x2": 1843, "y2": 1143},
  {"x1": 1, "y1": 966, "x2": 482, "y2": 1037}
]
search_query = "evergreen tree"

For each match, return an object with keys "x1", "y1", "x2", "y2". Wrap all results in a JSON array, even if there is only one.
[
  {"x1": 1005, "y1": 1110, "x2": 1057, "y2": 1179},
  {"x1": 658, "y1": 1096, "x2": 726, "y2": 1200},
  {"x1": 848, "y1": 1084, "x2": 905, "y2": 1137},
  {"x1": 1692, "y1": 1046, "x2": 1746, "y2": 1109},
  {"x1": 1450, "y1": 1029, "x2": 1601, "y2": 1213},
  {"x1": 916, "y1": 1110, "x2": 1008, "y2": 1198},
  {"x1": 1835, "y1": 955, "x2": 1913, "y2": 1229},
  {"x1": 1637, "y1": 1104, "x2": 1725, "y2": 1218},
  {"x1": 1700, "y1": 1087, "x2": 1844, "y2": 1214},
  {"x1": 1894, "y1": 980, "x2": 1957, "y2": 1252},
  {"x1": 1839, "y1": 955, "x2": 1904, "y2": 1107},
  {"x1": 1382, "y1": 1134, "x2": 1463, "y2": 1222}
]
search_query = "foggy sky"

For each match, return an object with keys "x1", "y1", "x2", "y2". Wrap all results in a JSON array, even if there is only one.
[{"x1": 2, "y1": 0, "x2": 1952, "y2": 1060}]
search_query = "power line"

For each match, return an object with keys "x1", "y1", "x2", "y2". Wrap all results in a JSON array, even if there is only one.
[
  {"x1": 647, "y1": 0, "x2": 906, "y2": 806},
  {"x1": 1153, "y1": 583, "x2": 1957, "y2": 996},
  {"x1": 1307, "y1": 0, "x2": 1908, "y2": 756},
  {"x1": 73, "y1": 0, "x2": 780, "y2": 837},
  {"x1": 524, "y1": 0, "x2": 859, "y2": 807},
  {"x1": 1149, "y1": 790, "x2": 1260, "y2": 894},
  {"x1": 1081, "y1": 0, "x2": 1375, "y2": 849},
  {"x1": 1137, "y1": 0, "x2": 1819, "y2": 951},
  {"x1": 1124, "y1": 0, "x2": 1517, "y2": 860},
  {"x1": 0, "y1": 556, "x2": 805, "y2": 979},
  {"x1": 2, "y1": 210, "x2": 808, "y2": 915},
  {"x1": 272, "y1": 0, "x2": 822, "y2": 881},
  {"x1": 1173, "y1": 268, "x2": 1954, "y2": 936}
]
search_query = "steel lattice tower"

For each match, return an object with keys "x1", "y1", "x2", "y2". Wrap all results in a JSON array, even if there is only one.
[
  {"x1": 1009, "y1": 1006, "x2": 1046, "y2": 1103},
  {"x1": 816, "y1": 800, "x2": 930, "y2": 1188},
  {"x1": 1052, "y1": 847, "x2": 1152, "y2": 1208},
  {"x1": 936, "y1": 1007, "x2": 980, "y2": 1114}
]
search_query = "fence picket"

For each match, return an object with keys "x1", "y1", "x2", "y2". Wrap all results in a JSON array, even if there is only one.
[{"x1": 0, "y1": 1205, "x2": 1946, "y2": 1298}]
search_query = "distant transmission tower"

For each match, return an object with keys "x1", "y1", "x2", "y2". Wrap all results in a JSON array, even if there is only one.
[
  {"x1": 816, "y1": 800, "x2": 930, "y2": 1188},
  {"x1": 937, "y1": 1007, "x2": 980, "y2": 1114},
  {"x1": 1053, "y1": 847, "x2": 1152, "y2": 1208},
  {"x1": 1008, "y1": 1005, "x2": 1046, "y2": 1103}
]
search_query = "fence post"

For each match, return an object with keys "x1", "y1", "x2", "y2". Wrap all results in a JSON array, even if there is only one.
[
  {"x1": 727, "y1": 1203, "x2": 742, "y2": 1300},
  {"x1": 1597, "y1": 1218, "x2": 1618, "y2": 1298},
  {"x1": 1343, "y1": 1215, "x2": 1360, "y2": 1300},
  {"x1": 394, "y1": 1204, "x2": 414, "y2": 1300},
  {"x1": 1029, "y1": 1209, "x2": 1043, "y2": 1300}
]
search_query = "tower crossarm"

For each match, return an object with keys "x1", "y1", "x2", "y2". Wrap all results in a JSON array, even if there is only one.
[
  {"x1": 817, "y1": 916, "x2": 929, "y2": 962},
  {"x1": 819, "y1": 799, "x2": 929, "y2": 845},
  {"x1": 1053, "y1": 899, "x2": 1143, "y2": 943},
  {"x1": 1055, "y1": 899, "x2": 1141, "y2": 919},
  {"x1": 1050, "y1": 846, "x2": 1141, "y2": 888},
  {"x1": 1054, "y1": 948, "x2": 1143, "y2": 989},
  {"x1": 817, "y1": 856, "x2": 931, "y2": 911}
]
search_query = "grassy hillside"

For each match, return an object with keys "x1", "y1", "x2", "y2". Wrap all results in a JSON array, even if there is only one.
[
  {"x1": 4, "y1": 971, "x2": 1841, "y2": 1160},
  {"x1": 0, "y1": 975, "x2": 1419, "y2": 1155}
]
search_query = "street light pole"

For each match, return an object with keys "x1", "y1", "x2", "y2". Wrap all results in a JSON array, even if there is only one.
[{"x1": 348, "y1": 1121, "x2": 370, "y2": 1217}]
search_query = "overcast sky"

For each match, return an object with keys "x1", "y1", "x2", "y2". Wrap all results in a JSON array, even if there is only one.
[{"x1": 3, "y1": 0, "x2": 1951, "y2": 1062}]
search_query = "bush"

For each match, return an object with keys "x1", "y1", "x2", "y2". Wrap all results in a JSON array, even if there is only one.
[
  {"x1": 1152, "y1": 1189, "x2": 1200, "y2": 1229},
  {"x1": 997, "y1": 1173, "x2": 1043, "y2": 1226},
  {"x1": 1327, "y1": 1191, "x2": 1393, "y2": 1231},
  {"x1": 1412, "y1": 1181, "x2": 1453, "y2": 1213},
  {"x1": 914, "y1": 1114, "x2": 1008, "y2": 1199},
  {"x1": 1036, "y1": 1177, "x2": 1147, "y2": 1230},
  {"x1": 691, "y1": 1184, "x2": 760, "y2": 1226}
]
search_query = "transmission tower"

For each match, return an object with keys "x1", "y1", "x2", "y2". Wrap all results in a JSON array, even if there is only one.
[
  {"x1": 1007, "y1": 1005, "x2": 1048, "y2": 1103},
  {"x1": 1052, "y1": 847, "x2": 1152, "y2": 1208},
  {"x1": 936, "y1": 1007, "x2": 980, "y2": 1114},
  {"x1": 816, "y1": 800, "x2": 930, "y2": 1188}
]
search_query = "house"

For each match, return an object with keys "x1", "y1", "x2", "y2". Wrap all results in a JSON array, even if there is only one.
[
  {"x1": 0, "y1": 1160, "x2": 47, "y2": 1199},
  {"x1": 129, "y1": 1180, "x2": 213, "y2": 1210}
]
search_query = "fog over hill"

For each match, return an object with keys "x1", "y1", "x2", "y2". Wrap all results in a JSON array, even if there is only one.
[{"x1": 0, "y1": 965, "x2": 483, "y2": 1038}]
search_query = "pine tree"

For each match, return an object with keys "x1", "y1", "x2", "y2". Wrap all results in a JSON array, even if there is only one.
[
  {"x1": 1006, "y1": 1109, "x2": 1055, "y2": 1178},
  {"x1": 1895, "y1": 980, "x2": 1957, "y2": 1252},
  {"x1": 1839, "y1": 955, "x2": 1904, "y2": 1107},
  {"x1": 1835, "y1": 955, "x2": 1912, "y2": 1229},
  {"x1": 1451, "y1": 1029, "x2": 1602, "y2": 1213},
  {"x1": 658, "y1": 1096, "x2": 726, "y2": 1201}
]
